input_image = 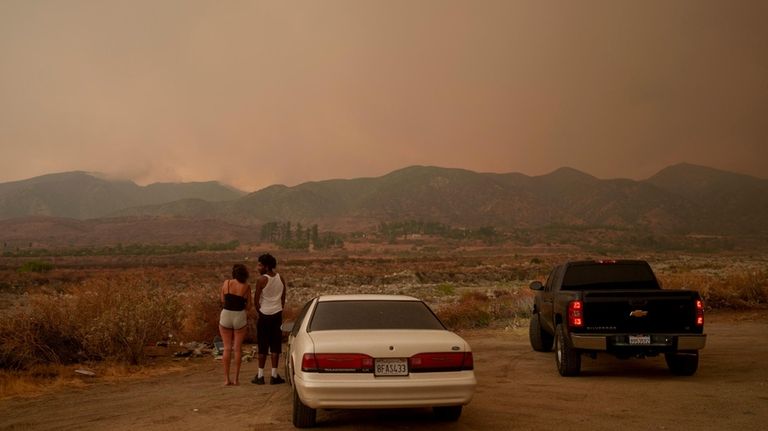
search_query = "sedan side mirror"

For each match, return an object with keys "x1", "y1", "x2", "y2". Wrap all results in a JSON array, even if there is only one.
[
  {"x1": 280, "y1": 322, "x2": 295, "y2": 333},
  {"x1": 529, "y1": 281, "x2": 544, "y2": 291}
]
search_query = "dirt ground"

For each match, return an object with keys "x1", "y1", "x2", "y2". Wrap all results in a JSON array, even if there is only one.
[{"x1": 1, "y1": 311, "x2": 767, "y2": 431}]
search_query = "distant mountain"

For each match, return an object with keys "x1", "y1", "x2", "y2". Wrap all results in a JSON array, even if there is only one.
[
  {"x1": 645, "y1": 163, "x2": 768, "y2": 234},
  {"x1": 109, "y1": 164, "x2": 764, "y2": 235},
  {"x1": 1, "y1": 164, "x2": 766, "y2": 247},
  {"x1": 0, "y1": 171, "x2": 245, "y2": 220}
]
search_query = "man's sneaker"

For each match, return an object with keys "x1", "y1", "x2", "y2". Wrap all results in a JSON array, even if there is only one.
[
  {"x1": 270, "y1": 375, "x2": 286, "y2": 385},
  {"x1": 251, "y1": 376, "x2": 265, "y2": 385}
]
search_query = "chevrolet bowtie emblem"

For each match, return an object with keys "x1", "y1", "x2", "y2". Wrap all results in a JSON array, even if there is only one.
[{"x1": 629, "y1": 310, "x2": 649, "y2": 318}]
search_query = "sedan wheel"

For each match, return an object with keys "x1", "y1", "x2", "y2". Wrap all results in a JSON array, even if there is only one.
[{"x1": 292, "y1": 384, "x2": 316, "y2": 428}]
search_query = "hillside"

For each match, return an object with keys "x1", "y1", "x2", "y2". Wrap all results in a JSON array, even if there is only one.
[
  {"x1": 0, "y1": 172, "x2": 245, "y2": 220},
  {"x1": 646, "y1": 163, "x2": 768, "y2": 234},
  {"x1": 1, "y1": 164, "x2": 766, "y2": 248}
]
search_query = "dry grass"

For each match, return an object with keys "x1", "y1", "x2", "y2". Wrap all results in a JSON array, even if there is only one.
[
  {"x1": 0, "y1": 276, "x2": 182, "y2": 369},
  {"x1": 436, "y1": 287, "x2": 534, "y2": 330},
  {"x1": 1, "y1": 251, "x2": 766, "y2": 398},
  {"x1": 659, "y1": 269, "x2": 768, "y2": 309},
  {"x1": 0, "y1": 361, "x2": 189, "y2": 400}
]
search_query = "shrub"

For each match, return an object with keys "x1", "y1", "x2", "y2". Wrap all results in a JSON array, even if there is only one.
[
  {"x1": 17, "y1": 260, "x2": 54, "y2": 273},
  {"x1": 659, "y1": 270, "x2": 768, "y2": 309},
  {"x1": 180, "y1": 285, "x2": 222, "y2": 344},
  {"x1": 0, "y1": 277, "x2": 182, "y2": 369},
  {"x1": 437, "y1": 288, "x2": 533, "y2": 330},
  {"x1": 75, "y1": 278, "x2": 182, "y2": 364},
  {"x1": 0, "y1": 295, "x2": 83, "y2": 369}
]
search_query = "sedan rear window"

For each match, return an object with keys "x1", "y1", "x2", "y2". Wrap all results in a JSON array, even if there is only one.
[{"x1": 308, "y1": 300, "x2": 445, "y2": 331}]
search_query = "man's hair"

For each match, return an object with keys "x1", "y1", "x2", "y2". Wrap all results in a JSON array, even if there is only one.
[
  {"x1": 232, "y1": 263, "x2": 249, "y2": 283},
  {"x1": 258, "y1": 253, "x2": 277, "y2": 270}
]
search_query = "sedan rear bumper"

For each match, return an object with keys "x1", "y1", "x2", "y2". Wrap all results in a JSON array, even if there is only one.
[{"x1": 294, "y1": 371, "x2": 477, "y2": 409}]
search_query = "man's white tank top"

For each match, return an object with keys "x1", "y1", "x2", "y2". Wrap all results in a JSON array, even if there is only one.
[{"x1": 259, "y1": 273, "x2": 284, "y2": 315}]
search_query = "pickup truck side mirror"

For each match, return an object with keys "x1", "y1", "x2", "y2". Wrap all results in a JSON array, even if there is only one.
[{"x1": 529, "y1": 281, "x2": 544, "y2": 291}]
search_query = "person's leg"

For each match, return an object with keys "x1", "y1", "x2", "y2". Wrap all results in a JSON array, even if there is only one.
[
  {"x1": 271, "y1": 352, "x2": 280, "y2": 375},
  {"x1": 219, "y1": 324, "x2": 233, "y2": 385},
  {"x1": 232, "y1": 326, "x2": 247, "y2": 385},
  {"x1": 253, "y1": 313, "x2": 267, "y2": 383},
  {"x1": 269, "y1": 313, "x2": 284, "y2": 383}
]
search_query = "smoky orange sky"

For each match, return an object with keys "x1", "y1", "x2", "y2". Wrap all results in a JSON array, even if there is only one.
[{"x1": 1, "y1": 0, "x2": 766, "y2": 192}]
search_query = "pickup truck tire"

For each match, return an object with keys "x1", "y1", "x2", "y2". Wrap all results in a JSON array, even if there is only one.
[
  {"x1": 555, "y1": 324, "x2": 581, "y2": 376},
  {"x1": 433, "y1": 405, "x2": 462, "y2": 421},
  {"x1": 529, "y1": 313, "x2": 554, "y2": 352},
  {"x1": 665, "y1": 351, "x2": 699, "y2": 376}
]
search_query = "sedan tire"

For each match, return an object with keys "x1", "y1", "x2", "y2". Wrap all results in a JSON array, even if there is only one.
[{"x1": 292, "y1": 385, "x2": 317, "y2": 428}]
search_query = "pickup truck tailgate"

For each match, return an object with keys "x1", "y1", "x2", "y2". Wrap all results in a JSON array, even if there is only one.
[{"x1": 581, "y1": 290, "x2": 701, "y2": 333}]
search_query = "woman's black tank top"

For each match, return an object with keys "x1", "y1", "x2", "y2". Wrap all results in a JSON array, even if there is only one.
[{"x1": 223, "y1": 280, "x2": 247, "y2": 311}]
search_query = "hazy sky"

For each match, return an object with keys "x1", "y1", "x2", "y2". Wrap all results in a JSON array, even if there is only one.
[{"x1": 1, "y1": 0, "x2": 766, "y2": 191}]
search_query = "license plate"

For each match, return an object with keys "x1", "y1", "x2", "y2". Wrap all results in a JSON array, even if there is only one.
[
  {"x1": 374, "y1": 358, "x2": 408, "y2": 376},
  {"x1": 629, "y1": 335, "x2": 651, "y2": 345}
]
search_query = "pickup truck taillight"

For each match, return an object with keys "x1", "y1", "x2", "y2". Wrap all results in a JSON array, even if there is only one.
[
  {"x1": 568, "y1": 300, "x2": 584, "y2": 328},
  {"x1": 696, "y1": 299, "x2": 704, "y2": 326}
]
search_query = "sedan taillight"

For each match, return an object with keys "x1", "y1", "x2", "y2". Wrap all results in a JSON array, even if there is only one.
[
  {"x1": 301, "y1": 353, "x2": 374, "y2": 373},
  {"x1": 409, "y1": 352, "x2": 474, "y2": 372},
  {"x1": 301, "y1": 351, "x2": 474, "y2": 373}
]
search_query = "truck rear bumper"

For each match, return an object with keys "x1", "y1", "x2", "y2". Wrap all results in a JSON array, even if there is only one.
[{"x1": 570, "y1": 333, "x2": 706, "y2": 351}]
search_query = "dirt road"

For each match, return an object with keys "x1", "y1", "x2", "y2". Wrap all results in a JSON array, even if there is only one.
[{"x1": 2, "y1": 313, "x2": 767, "y2": 430}]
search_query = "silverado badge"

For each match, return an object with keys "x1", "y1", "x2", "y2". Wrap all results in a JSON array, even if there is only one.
[{"x1": 629, "y1": 309, "x2": 649, "y2": 318}]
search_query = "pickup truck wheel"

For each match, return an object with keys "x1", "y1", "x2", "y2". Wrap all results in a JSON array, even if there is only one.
[
  {"x1": 433, "y1": 405, "x2": 462, "y2": 421},
  {"x1": 529, "y1": 313, "x2": 554, "y2": 352},
  {"x1": 555, "y1": 324, "x2": 581, "y2": 376},
  {"x1": 665, "y1": 351, "x2": 699, "y2": 376},
  {"x1": 292, "y1": 382, "x2": 317, "y2": 428}
]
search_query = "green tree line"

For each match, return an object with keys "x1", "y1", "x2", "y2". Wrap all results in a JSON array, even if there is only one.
[
  {"x1": 378, "y1": 220, "x2": 502, "y2": 245},
  {"x1": 2, "y1": 240, "x2": 240, "y2": 257},
  {"x1": 260, "y1": 221, "x2": 344, "y2": 250}
]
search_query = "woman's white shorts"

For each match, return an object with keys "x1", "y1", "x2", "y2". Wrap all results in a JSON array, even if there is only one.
[{"x1": 219, "y1": 309, "x2": 247, "y2": 330}]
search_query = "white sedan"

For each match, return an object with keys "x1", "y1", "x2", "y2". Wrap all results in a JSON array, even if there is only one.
[{"x1": 282, "y1": 294, "x2": 477, "y2": 428}]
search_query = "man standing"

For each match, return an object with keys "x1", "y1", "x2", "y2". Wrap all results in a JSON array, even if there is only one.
[{"x1": 251, "y1": 253, "x2": 287, "y2": 385}]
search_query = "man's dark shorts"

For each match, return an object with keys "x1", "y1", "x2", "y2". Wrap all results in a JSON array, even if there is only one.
[{"x1": 257, "y1": 311, "x2": 282, "y2": 354}]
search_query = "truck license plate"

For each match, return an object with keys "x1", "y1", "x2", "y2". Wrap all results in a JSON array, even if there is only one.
[
  {"x1": 629, "y1": 335, "x2": 651, "y2": 345},
  {"x1": 375, "y1": 358, "x2": 408, "y2": 376}
]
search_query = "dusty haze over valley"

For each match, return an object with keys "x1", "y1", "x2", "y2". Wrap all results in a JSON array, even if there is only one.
[{"x1": 1, "y1": 0, "x2": 767, "y2": 191}]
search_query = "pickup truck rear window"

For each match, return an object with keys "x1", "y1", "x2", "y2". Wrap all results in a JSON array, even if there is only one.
[
  {"x1": 308, "y1": 300, "x2": 446, "y2": 331},
  {"x1": 562, "y1": 263, "x2": 659, "y2": 290}
]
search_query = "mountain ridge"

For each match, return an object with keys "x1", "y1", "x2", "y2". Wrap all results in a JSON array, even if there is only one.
[{"x1": 1, "y1": 164, "x2": 766, "y2": 244}]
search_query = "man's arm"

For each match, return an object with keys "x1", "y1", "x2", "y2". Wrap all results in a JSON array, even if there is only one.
[
  {"x1": 253, "y1": 276, "x2": 267, "y2": 311},
  {"x1": 281, "y1": 276, "x2": 287, "y2": 308}
]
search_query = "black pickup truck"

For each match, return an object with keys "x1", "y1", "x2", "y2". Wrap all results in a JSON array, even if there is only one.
[{"x1": 529, "y1": 260, "x2": 706, "y2": 376}]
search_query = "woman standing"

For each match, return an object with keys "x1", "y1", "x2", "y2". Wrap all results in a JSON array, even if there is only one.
[{"x1": 219, "y1": 263, "x2": 251, "y2": 385}]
